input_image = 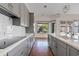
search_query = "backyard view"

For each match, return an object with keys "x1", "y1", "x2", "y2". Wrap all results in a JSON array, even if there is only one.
[{"x1": 37, "y1": 23, "x2": 48, "y2": 33}]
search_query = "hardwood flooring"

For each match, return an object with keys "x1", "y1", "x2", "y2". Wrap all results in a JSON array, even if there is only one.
[
  {"x1": 29, "y1": 39, "x2": 54, "y2": 56},
  {"x1": 34, "y1": 33, "x2": 48, "y2": 39}
]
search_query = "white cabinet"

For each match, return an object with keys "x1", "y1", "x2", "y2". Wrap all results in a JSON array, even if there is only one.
[
  {"x1": 0, "y1": 3, "x2": 14, "y2": 14},
  {"x1": 20, "y1": 4, "x2": 25, "y2": 26},
  {"x1": 20, "y1": 3, "x2": 29, "y2": 27},
  {"x1": 0, "y1": 3, "x2": 20, "y2": 17},
  {"x1": 24, "y1": 6, "x2": 29, "y2": 27},
  {"x1": 10, "y1": 3, "x2": 20, "y2": 17},
  {"x1": 0, "y1": 34, "x2": 34, "y2": 56},
  {"x1": 0, "y1": 3, "x2": 9, "y2": 10},
  {"x1": 7, "y1": 44, "x2": 23, "y2": 56}
]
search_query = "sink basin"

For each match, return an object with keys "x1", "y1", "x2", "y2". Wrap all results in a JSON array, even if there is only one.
[{"x1": 0, "y1": 36, "x2": 26, "y2": 49}]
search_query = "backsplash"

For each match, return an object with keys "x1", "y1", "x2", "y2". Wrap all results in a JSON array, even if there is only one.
[{"x1": 0, "y1": 13, "x2": 25, "y2": 38}]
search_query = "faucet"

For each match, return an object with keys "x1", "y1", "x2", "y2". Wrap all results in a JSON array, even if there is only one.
[{"x1": 71, "y1": 32, "x2": 74, "y2": 39}]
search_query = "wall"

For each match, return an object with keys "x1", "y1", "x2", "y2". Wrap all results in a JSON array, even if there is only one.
[
  {"x1": 0, "y1": 13, "x2": 26, "y2": 38},
  {"x1": 54, "y1": 14, "x2": 79, "y2": 36}
]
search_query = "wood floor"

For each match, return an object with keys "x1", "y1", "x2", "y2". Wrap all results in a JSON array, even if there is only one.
[
  {"x1": 29, "y1": 39, "x2": 54, "y2": 56},
  {"x1": 34, "y1": 33, "x2": 48, "y2": 39}
]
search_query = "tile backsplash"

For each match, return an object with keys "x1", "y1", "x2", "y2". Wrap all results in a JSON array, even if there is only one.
[{"x1": 0, "y1": 13, "x2": 25, "y2": 38}]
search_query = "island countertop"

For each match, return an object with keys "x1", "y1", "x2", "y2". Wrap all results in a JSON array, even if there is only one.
[{"x1": 48, "y1": 33, "x2": 79, "y2": 51}]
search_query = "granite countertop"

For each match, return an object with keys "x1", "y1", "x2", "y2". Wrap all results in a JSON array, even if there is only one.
[
  {"x1": 0, "y1": 33, "x2": 34, "y2": 56},
  {"x1": 48, "y1": 33, "x2": 79, "y2": 51}
]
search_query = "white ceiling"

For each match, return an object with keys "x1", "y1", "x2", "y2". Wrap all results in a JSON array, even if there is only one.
[{"x1": 26, "y1": 3, "x2": 79, "y2": 18}]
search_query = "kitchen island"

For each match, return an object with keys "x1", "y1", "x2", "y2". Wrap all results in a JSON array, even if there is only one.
[{"x1": 48, "y1": 33, "x2": 79, "y2": 56}]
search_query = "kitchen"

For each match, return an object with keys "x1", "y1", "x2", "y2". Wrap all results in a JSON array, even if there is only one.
[{"x1": 0, "y1": 3, "x2": 79, "y2": 56}]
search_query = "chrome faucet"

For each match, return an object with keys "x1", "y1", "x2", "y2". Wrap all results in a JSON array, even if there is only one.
[{"x1": 71, "y1": 32, "x2": 74, "y2": 39}]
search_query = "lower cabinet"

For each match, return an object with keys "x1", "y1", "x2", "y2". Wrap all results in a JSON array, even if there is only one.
[
  {"x1": 50, "y1": 37, "x2": 57, "y2": 55},
  {"x1": 57, "y1": 42, "x2": 67, "y2": 56},
  {"x1": 56, "y1": 40, "x2": 67, "y2": 56},
  {"x1": 67, "y1": 45, "x2": 78, "y2": 56},
  {"x1": 51, "y1": 40, "x2": 57, "y2": 55},
  {"x1": 48, "y1": 34, "x2": 79, "y2": 56},
  {"x1": 7, "y1": 35, "x2": 34, "y2": 56}
]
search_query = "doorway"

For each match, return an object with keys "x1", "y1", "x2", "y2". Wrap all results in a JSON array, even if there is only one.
[
  {"x1": 35, "y1": 23, "x2": 48, "y2": 39},
  {"x1": 37, "y1": 23, "x2": 48, "y2": 33}
]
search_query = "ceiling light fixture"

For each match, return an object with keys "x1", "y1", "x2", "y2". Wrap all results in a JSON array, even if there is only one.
[
  {"x1": 44, "y1": 5, "x2": 47, "y2": 8},
  {"x1": 63, "y1": 4, "x2": 70, "y2": 14}
]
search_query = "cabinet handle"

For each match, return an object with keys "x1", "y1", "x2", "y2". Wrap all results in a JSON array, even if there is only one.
[
  {"x1": 4, "y1": 41, "x2": 6, "y2": 45},
  {"x1": 7, "y1": 53, "x2": 8, "y2": 56}
]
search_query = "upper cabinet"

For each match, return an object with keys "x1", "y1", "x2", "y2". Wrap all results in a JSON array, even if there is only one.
[
  {"x1": 0, "y1": 3, "x2": 9, "y2": 10},
  {"x1": 0, "y1": 3, "x2": 20, "y2": 18},
  {"x1": 0, "y1": 3, "x2": 30, "y2": 27},
  {"x1": 9, "y1": 3, "x2": 20, "y2": 17},
  {"x1": 20, "y1": 3, "x2": 29, "y2": 27}
]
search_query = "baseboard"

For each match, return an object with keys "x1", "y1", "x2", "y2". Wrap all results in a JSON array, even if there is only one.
[{"x1": 48, "y1": 46, "x2": 55, "y2": 56}]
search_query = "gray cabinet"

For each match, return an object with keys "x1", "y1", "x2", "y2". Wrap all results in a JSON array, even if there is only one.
[
  {"x1": 51, "y1": 38, "x2": 57, "y2": 55},
  {"x1": 48, "y1": 35, "x2": 52, "y2": 47},
  {"x1": 20, "y1": 3, "x2": 29, "y2": 27},
  {"x1": 67, "y1": 46, "x2": 78, "y2": 56},
  {"x1": 48, "y1": 35, "x2": 57, "y2": 55},
  {"x1": 57, "y1": 42, "x2": 67, "y2": 56},
  {"x1": 48, "y1": 34, "x2": 79, "y2": 56}
]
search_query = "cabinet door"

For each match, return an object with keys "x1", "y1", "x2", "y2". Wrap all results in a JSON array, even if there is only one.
[
  {"x1": 24, "y1": 6, "x2": 29, "y2": 27},
  {"x1": 69, "y1": 46, "x2": 78, "y2": 56},
  {"x1": 27, "y1": 38, "x2": 31, "y2": 55},
  {"x1": 7, "y1": 44, "x2": 22, "y2": 56},
  {"x1": 51, "y1": 40, "x2": 57, "y2": 55},
  {"x1": 57, "y1": 40, "x2": 67, "y2": 56},
  {"x1": 48, "y1": 35, "x2": 52, "y2": 47},
  {"x1": 0, "y1": 3, "x2": 8, "y2": 10},
  {"x1": 11, "y1": 3, "x2": 20, "y2": 17},
  {"x1": 57, "y1": 44, "x2": 66, "y2": 56},
  {"x1": 20, "y1": 4, "x2": 25, "y2": 26},
  {"x1": 8, "y1": 3, "x2": 14, "y2": 13}
]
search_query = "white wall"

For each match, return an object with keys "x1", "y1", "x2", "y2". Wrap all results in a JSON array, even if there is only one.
[
  {"x1": 35, "y1": 16, "x2": 55, "y2": 22},
  {"x1": 0, "y1": 13, "x2": 26, "y2": 38},
  {"x1": 54, "y1": 14, "x2": 79, "y2": 36}
]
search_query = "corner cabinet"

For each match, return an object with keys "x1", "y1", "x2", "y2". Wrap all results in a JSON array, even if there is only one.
[{"x1": 20, "y1": 3, "x2": 29, "y2": 27}]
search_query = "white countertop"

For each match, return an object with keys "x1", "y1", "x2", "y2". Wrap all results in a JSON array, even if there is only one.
[
  {"x1": 0, "y1": 33, "x2": 34, "y2": 56},
  {"x1": 48, "y1": 33, "x2": 79, "y2": 51}
]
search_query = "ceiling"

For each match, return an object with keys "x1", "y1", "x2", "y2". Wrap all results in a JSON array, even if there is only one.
[{"x1": 26, "y1": 3, "x2": 79, "y2": 18}]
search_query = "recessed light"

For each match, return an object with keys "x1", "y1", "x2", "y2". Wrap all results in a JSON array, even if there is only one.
[{"x1": 44, "y1": 5, "x2": 47, "y2": 8}]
